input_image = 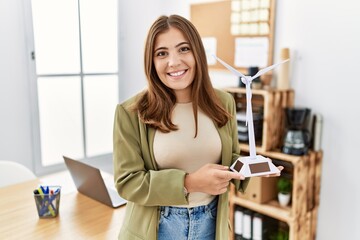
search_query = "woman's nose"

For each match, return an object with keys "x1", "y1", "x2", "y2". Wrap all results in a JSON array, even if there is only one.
[{"x1": 168, "y1": 53, "x2": 181, "y2": 67}]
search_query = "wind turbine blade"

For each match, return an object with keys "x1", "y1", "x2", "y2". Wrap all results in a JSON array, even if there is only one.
[
  {"x1": 212, "y1": 55, "x2": 247, "y2": 78},
  {"x1": 251, "y1": 59, "x2": 290, "y2": 80}
]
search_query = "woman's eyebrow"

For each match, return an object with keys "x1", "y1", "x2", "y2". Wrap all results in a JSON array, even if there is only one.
[
  {"x1": 154, "y1": 46, "x2": 167, "y2": 52},
  {"x1": 154, "y1": 42, "x2": 189, "y2": 53},
  {"x1": 175, "y1": 42, "x2": 189, "y2": 48}
]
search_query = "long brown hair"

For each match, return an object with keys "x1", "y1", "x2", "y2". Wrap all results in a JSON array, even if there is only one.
[{"x1": 135, "y1": 14, "x2": 231, "y2": 137}]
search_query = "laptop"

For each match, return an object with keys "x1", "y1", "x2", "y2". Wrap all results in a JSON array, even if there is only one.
[{"x1": 63, "y1": 156, "x2": 127, "y2": 208}]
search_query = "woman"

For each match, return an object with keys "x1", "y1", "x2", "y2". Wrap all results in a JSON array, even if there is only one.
[{"x1": 113, "y1": 14, "x2": 281, "y2": 240}]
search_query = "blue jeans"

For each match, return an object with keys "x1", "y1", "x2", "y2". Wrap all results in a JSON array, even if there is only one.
[{"x1": 158, "y1": 197, "x2": 218, "y2": 240}]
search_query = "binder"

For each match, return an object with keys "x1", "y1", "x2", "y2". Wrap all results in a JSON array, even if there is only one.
[
  {"x1": 234, "y1": 206, "x2": 244, "y2": 240},
  {"x1": 242, "y1": 209, "x2": 253, "y2": 240},
  {"x1": 252, "y1": 213, "x2": 263, "y2": 240}
]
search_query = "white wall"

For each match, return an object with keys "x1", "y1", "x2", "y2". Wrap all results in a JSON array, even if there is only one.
[
  {"x1": 0, "y1": 0, "x2": 359, "y2": 239},
  {"x1": 0, "y1": 0, "x2": 34, "y2": 170},
  {"x1": 275, "y1": 1, "x2": 360, "y2": 239},
  {"x1": 117, "y1": 0, "x2": 189, "y2": 102}
]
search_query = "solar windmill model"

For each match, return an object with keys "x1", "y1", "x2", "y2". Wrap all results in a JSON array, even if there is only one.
[{"x1": 213, "y1": 55, "x2": 289, "y2": 177}]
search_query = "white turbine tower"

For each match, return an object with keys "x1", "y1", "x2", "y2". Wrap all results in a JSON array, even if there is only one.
[{"x1": 213, "y1": 55, "x2": 289, "y2": 177}]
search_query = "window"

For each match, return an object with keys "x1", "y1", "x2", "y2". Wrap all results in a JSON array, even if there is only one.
[{"x1": 24, "y1": 0, "x2": 119, "y2": 174}]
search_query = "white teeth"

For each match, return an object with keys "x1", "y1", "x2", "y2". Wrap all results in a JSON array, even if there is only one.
[{"x1": 169, "y1": 70, "x2": 185, "y2": 76}]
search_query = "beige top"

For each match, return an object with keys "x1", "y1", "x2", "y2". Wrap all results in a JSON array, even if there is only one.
[{"x1": 154, "y1": 102, "x2": 222, "y2": 207}]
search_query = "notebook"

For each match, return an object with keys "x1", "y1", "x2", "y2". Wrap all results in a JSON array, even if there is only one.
[{"x1": 63, "y1": 156, "x2": 127, "y2": 208}]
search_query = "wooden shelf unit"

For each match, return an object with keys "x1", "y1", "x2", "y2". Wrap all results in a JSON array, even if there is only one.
[
  {"x1": 229, "y1": 150, "x2": 323, "y2": 240},
  {"x1": 224, "y1": 87, "x2": 295, "y2": 152},
  {"x1": 225, "y1": 87, "x2": 322, "y2": 240}
]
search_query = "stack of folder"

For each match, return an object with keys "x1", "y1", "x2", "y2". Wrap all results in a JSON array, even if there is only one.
[
  {"x1": 236, "y1": 112, "x2": 263, "y2": 143},
  {"x1": 234, "y1": 205, "x2": 286, "y2": 240}
]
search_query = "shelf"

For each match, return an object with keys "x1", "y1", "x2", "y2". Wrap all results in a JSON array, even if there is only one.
[
  {"x1": 239, "y1": 145, "x2": 303, "y2": 165},
  {"x1": 223, "y1": 87, "x2": 294, "y2": 95},
  {"x1": 226, "y1": 86, "x2": 322, "y2": 240},
  {"x1": 229, "y1": 151, "x2": 323, "y2": 240},
  {"x1": 232, "y1": 197, "x2": 292, "y2": 223}
]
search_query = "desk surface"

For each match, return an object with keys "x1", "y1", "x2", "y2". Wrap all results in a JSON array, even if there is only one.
[{"x1": 0, "y1": 171, "x2": 125, "y2": 240}]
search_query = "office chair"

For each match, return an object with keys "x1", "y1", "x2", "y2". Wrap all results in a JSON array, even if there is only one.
[{"x1": 0, "y1": 161, "x2": 36, "y2": 188}]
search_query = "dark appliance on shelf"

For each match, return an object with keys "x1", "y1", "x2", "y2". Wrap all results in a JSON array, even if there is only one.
[{"x1": 282, "y1": 107, "x2": 311, "y2": 155}]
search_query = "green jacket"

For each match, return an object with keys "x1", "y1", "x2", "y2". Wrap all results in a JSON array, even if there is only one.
[{"x1": 113, "y1": 89, "x2": 249, "y2": 240}]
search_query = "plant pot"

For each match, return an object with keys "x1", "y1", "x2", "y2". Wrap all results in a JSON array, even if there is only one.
[{"x1": 278, "y1": 192, "x2": 291, "y2": 207}]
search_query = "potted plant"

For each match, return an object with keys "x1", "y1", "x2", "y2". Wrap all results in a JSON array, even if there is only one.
[
  {"x1": 270, "y1": 229, "x2": 289, "y2": 240},
  {"x1": 277, "y1": 177, "x2": 292, "y2": 207}
]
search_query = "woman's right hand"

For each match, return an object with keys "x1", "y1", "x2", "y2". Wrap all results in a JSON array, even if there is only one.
[{"x1": 184, "y1": 163, "x2": 245, "y2": 195}]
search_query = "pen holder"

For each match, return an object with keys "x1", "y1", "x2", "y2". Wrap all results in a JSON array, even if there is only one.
[{"x1": 34, "y1": 186, "x2": 61, "y2": 218}]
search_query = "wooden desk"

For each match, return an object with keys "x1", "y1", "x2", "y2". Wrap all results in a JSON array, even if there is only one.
[{"x1": 0, "y1": 171, "x2": 126, "y2": 240}]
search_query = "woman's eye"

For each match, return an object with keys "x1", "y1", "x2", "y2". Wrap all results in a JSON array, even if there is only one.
[
  {"x1": 180, "y1": 46, "x2": 191, "y2": 52},
  {"x1": 156, "y1": 51, "x2": 167, "y2": 57}
]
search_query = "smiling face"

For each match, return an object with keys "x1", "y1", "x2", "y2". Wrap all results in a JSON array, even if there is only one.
[{"x1": 153, "y1": 27, "x2": 196, "y2": 103}]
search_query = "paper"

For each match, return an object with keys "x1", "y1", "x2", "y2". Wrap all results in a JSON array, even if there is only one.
[{"x1": 234, "y1": 37, "x2": 269, "y2": 68}]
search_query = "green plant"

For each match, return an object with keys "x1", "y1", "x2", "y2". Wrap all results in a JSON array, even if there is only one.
[
  {"x1": 270, "y1": 229, "x2": 289, "y2": 240},
  {"x1": 277, "y1": 177, "x2": 292, "y2": 194}
]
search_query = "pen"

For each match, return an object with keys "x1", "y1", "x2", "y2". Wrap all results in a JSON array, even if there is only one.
[
  {"x1": 33, "y1": 189, "x2": 43, "y2": 209},
  {"x1": 37, "y1": 186, "x2": 56, "y2": 217}
]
